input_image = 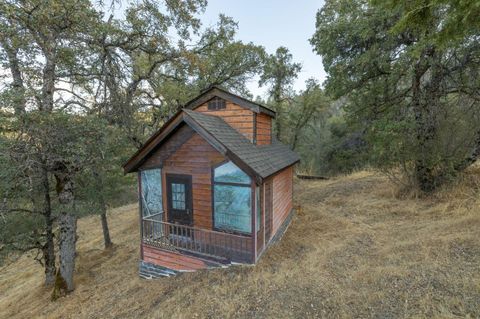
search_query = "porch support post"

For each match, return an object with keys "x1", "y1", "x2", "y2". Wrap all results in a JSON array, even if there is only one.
[
  {"x1": 138, "y1": 171, "x2": 144, "y2": 260},
  {"x1": 262, "y1": 181, "x2": 266, "y2": 250},
  {"x1": 251, "y1": 181, "x2": 257, "y2": 263}
]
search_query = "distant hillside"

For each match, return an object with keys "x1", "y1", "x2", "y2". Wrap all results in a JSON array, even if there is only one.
[{"x1": 1, "y1": 170, "x2": 480, "y2": 318}]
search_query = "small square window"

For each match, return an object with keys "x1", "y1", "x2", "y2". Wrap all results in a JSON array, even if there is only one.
[{"x1": 208, "y1": 97, "x2": 226, "y2": 110}]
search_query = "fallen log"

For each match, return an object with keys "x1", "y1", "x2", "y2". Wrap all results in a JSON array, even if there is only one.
[{"x1": 296, "y1": 174, "x2": 329, "y2": 180}]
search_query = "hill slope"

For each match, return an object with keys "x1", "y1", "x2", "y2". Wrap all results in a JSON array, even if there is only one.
[{"x1": 1, "y1": 171, "x2": 479, "y2": 318}]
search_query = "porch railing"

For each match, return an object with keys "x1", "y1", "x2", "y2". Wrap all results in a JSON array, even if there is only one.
[{"x1": 142, "y1": 219, "x2": 253, "y2": 263}]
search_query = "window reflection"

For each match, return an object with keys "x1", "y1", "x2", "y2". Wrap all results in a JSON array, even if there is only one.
[
  {"x1": 214, "y1": 161, "x2": 251, "y2": 184},
  {"x1": 213, "y1": 161, "x2": 252, "y2": 233},
  {"x1": 140, "y1": 169, "x2": 162, "y2": 218}
]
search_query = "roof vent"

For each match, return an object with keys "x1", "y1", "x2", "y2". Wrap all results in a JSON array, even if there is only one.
[{"x1": 208, "y1": 97, "x2": 226, "y2": 110}]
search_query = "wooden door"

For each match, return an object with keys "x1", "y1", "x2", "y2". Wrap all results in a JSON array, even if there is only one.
[
  {"x1": 166, "y1": 174, "x2": 193, "y2": 226},
  {"x1": 264, "y1": 180, "x2": 273, "y2": 242}
]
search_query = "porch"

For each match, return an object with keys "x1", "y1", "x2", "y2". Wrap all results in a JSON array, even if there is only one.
[
  {"x1": 139, "y1": 160, "x2": 262, "y2": 267},
  {"x1": 142, "y1": 217, "x2": 253, "y2": 264}
]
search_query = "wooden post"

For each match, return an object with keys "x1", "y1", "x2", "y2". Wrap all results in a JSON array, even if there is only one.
[
  {"x1": 253, "y1": 113, "x2": 257, "y2": 144},
  {"x1": 138, "y1": 171, "x2": 144, "y2": 260},
  {"x1": 263, "y1": 180, "x2": 266, "y2": 249},
  {"x1": 251, "y1": 181, "x2": 257, "y2": 263}
]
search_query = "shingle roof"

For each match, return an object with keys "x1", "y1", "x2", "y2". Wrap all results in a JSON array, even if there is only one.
[
  {"x1": 183, "y1": 85, "x2": 276, "y2": 118},
  {"x1": 183, "y1": 109, "x2": 299, "y2": 179}
]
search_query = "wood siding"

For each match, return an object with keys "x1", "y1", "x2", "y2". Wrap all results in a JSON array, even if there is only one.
[
  {"x1": 269, "y1": 165, "x2": 294, "y2": 236},
  {"x1": 142, "y1": 244, "x2": 209, "y2": 271},
  {"x1": 135, "y1": 106, "x2": 292, "y2": 266},
  {"x1": 264, "y1": 180, "x2": 273, "y2": 242},
  {"x1": 256, "y1": 113, "x2": 272, "y2": 145},
  {"x1": 141, "y1": 125, "x2": 195, "y2": 169},
  {"x1": 256, "y1": 184, "x2": 264, "y2": 255},
  {"x1": 195, "y1": 101, "x2": 255, "y2": 142},
  {"x1": 162, "y1": 132, "x2": 226, "y2": 230}
]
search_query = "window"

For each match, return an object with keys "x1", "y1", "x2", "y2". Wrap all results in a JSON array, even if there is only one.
[
  {"x1": 140, "y1": 168, "x2": 163, "y2": 218},
  {"x1": 208, "y1": 97, "x2": 226, "y2": 110},
  {"x1": 171, "y1": 183, "x2": 186, "y2": 210},
  {"x1": 213, "y1": 161, "x2": 252, "y2": 233},
  {"x1": 214, "y1": 161, "x2": 251, "y2": 184}
]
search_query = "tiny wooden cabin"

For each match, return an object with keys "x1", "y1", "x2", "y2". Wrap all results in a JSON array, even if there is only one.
[{"x1": 123, "y1": 86, "x2": 299, "y2": 277}]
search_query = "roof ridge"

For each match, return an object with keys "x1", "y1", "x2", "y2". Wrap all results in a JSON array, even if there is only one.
[
  {"x1": 124, "y1": 108, "x2": 299, "y2": 179},
  {"x1": 182, "y1": 108, "x2": 253, "y2": 145},
  {"x1": 183, "y1": 109, "x2": 271, "y2": 149},
  {"x1": 183, "y1": 86, "x2": 276, "y2": 118},
  {"x1": 183, "y1": 109, "x2": 297, "y2": 152}
]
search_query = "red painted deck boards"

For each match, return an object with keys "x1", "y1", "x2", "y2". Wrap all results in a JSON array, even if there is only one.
[{"x1": 143, "y1": 244, "x2": 209, "y2": 271}]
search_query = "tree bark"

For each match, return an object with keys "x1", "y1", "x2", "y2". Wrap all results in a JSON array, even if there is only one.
[
  {"x1": 40, "y1": 48, "x2": 56, "y2": 112},
  {"x1": 100, "y1": 212, "x2": 112, "y2": 249},
  {"x1": 412, "y1": 46, "x2": 440, "y2": 192},
  {"x1": 58, "y1": 213, "x2": 76, "y2": 291},
  {"x1": 51, "y1": 166, "x2": 77, "y2": 299},
  {"x1": 273, "y1": 89, "x2": 283, "y2": 141},
  {"x1": 2, "y1": 37, "x2": 57, "y2": 284},
  {"x1": 93, "y1": 170, "x2": 112, "y2": 249},
  {"x1": 40, "y1": 167, "x2": 56, "y2": 286},
  {"x1": 52, "y1": 212, "x2": 77, "y2": 300},
  {"x1": 0, "y1": 35, "x2": 58, "y2": 284},
  {"x1": 1, "y1": 40, "x2": 26, "y2": 115}
]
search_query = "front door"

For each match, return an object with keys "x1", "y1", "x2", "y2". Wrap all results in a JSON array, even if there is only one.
[{"x1": 166, "y1": 174, "x2": 193, "y2": 226}]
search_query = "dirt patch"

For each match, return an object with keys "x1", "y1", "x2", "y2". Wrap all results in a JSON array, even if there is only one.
[{"x1": 1, "y1": 172, "x2": 480, "y2": 318}]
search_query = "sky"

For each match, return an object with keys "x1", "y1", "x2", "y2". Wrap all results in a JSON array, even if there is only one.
[{"x1": 200, "y1": 0, "x2": 327, "y2": 98}]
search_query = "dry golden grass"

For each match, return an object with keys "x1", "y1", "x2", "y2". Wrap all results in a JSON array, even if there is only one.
[{"x1": 1, "y1": 170, "x2": 480, "y2": 318}]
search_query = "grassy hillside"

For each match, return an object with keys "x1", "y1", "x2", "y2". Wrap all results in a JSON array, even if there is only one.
[{"x1": 1, "y1": 170, "x2": 479, "y2": 318}]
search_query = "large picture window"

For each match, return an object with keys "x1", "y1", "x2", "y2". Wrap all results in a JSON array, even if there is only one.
[
  {"x1": 140, "y1": 168, "x2": 163, "y2": 219},
  {"x1": 213, "y1": 161, "x2": 252, "y2": 233}
]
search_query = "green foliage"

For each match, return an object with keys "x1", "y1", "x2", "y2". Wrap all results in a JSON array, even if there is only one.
[
  {"x1": 259, "y1": 47, "x2": 302, "y2": 99},
  {"x1": 259, "y1": 47, "x2": 301, "y2": 141},
  {"x1": 284, "y1": 80, "x2": 327, "y2": 148},
  {"x1": 0, "y1": 125, "x2": 46, "y2": 262},
  {"x1": 376, "y1": 0, "x2": 480, "y2": 47},
  {"x1": 0, "y1": 0, "x2": 271, "y2": 268},
  {"x1": 292, "y1": 103, "x2": 369, "y2": 175},
  {"x1": 311, "y1": 0, "x2": 480, "y2": 190},
  {"x1": 146, "y1": 14, "x2": 267, "y2": 116},
  {"x1": 74, "y1": 124, "x2": 137, "y2": 217}
]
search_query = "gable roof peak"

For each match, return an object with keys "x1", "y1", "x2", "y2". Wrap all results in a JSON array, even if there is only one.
[
  {"x1": 123, "y1": 108, "x2": 299, "y2": 180},
  {"x1": 184, "y1": 86, "x2": 276, "y2": 118}
]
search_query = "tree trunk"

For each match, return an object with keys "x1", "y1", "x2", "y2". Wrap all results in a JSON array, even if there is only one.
[
  {"x1": 51, "y1": 167, "x2": 77, "y2": 299},
  {"x1": 40, "y1": 167, "x2": 56, "y2": 286},
  {"x1": 93, "y1": 170, "x2": 112, "y2": 249},
  {"x1": 100, "y1": 212, "x2": 112, "y2": 249},
  {"x1": 2, "y1": 41, "x2": 26, "y2": 115},
  {"x1": 273, "y1": 90, "x2": 283, "y2": 141},
  {"x1": 40, "y1": 49, "x2": 56, "y2": 112},
  {"x1": 275, "y1": 114, "x2": 282, "y2": 141},
  {"x1": 411, "y1": 46, "x2": 440, "y2": 192},
  {"x1": 52, "y1": 212, "x2": 77, "y2": 300}
]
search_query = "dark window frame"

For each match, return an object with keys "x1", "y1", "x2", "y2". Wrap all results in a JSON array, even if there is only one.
[
  {"x1": 166, "y1": 173, "x2": 194, "y2": 226},
  {"x1": 139, "y1": 167, "x2": 164, "y2": 219},
  {"x1": 211, "y1": 160, "x2": 253, "y2": 236}
]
